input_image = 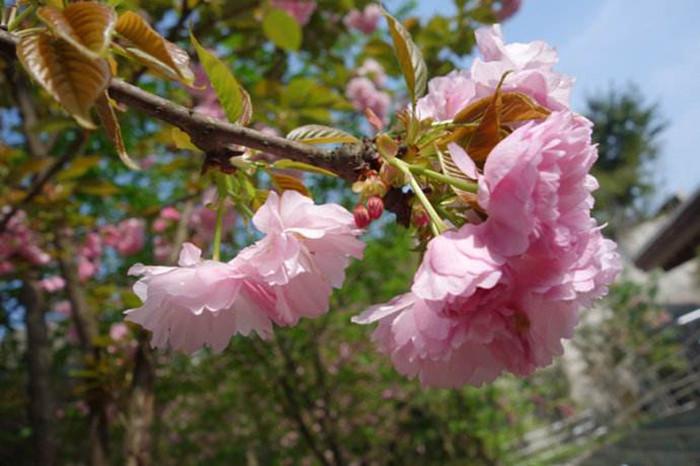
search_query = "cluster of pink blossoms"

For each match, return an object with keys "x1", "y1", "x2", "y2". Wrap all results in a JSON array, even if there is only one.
[
  {"x1": 346, "y1": 58, "x2": 391, "y2": 124},
  {"x1": 125, "y1": 191, "x2": 364, "y2": 353},
  {"x1": 102, "y1": 218, "x2": 146, "y2": 257},
  {"x1": 0, "y1": 209, "x2": 51, "y2": 274},
  {"x1": 344, "y1": 4, "x2": 382, "y2": 34},
  {"x1": 352, "y1": 26, "x2": 621, "y2": 387},
  {"x1": 270, "y1": 0, "x2": 317, "y2": 25}
]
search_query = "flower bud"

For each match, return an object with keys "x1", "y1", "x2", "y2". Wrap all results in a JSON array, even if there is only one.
[
  {"x1": 353, "y1": 204, "x2": 371, "y2": 228},
  {"x1": 412, "y1": 205, "x2": 430, "y2": 228},
  {"x1": 367, "y1": 196, "x2": 384, "y2": 220}
]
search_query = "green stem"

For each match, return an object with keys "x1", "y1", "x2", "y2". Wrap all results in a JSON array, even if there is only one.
[
  {"x1": 212, "y1": 197, "x2": 225, "y2": 261},
  {"x1": 408, "y1": 164, "x2": 477, "y2": 193},
  {"x1": 390, "y1": 158, "x2": 447, "y2": 234},
  {"x1": 8, "y1": 4, "x2": 35, "y2": 32}
]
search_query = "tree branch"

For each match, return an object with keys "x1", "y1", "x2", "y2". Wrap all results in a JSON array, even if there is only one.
[{"x1": 0, "y1": 28, "x2": 375, "y2": 183}]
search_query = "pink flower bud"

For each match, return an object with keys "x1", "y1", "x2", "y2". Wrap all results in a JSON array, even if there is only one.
[
  {"x1": 412, "y1": 207, "x2": 429, "y2": 228},
  {"x1": 353, "y1": 204, "x2": 371, "y2": 229},
  {"x1": 367, "y1": 196, "x2": 384, "y2": 220}
]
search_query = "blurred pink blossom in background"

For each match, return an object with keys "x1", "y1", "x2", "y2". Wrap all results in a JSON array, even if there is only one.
[
  {"x1": 270, "y1": 0, "x2": 317, "y2": 25},
  {"x1": 344, "y1": 4, "x2": 382, "y2": 34}
]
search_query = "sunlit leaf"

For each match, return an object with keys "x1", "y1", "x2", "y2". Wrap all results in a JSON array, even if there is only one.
[
  {"x1": 115, "y1": 11, "x2": 193, "y2": 84},
  {"x1": 262, "y1": 8, "x2": 302, "y2": 52},
  {"x1": 272, "y1": 159, "x2": 337, "y2": 177},
  {"x1": 57, "y1": 155, "x2": 102, "y2": 181},
  {"x1": 286, "y1": 125, "x2": 359, "y2": 145},
  {"x1": 453, "y1": 91, "x2": 550, "y2": 125},
  {"x1": 38, "y1": 2, "x2": 117, "y2": 60},
  {"x1": 190, "y1": 33, "x2": 249, "y2": 124},
  {"x1": 271, "y1": 173, "x2": 310, "y2": 197},
  {"x1": 170, "y1": 127, "x2": 200, "y2": 151},
  {"x1": 17, "y1": 31, "x2": 110, "y2": 129},
  {"x1": 95, "y1": 92, "x2": 140, "y2": 170},
  {"x1": 467, "y1": 86, "x2": 502, "y2": 163},
  {"x1": 77, "y1": 180, "x2": 119, "y2": 196},
  {"x1": 382, "y1": 8, "x2": 427, "y2": 105},
  {"x1": 14, "y1": 158, "x2": 54, "y2": 179}
]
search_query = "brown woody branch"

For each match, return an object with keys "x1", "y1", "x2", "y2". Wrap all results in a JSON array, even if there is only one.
[{"x1": 0, "y1": 28, "x2": 376, "y2": 183}]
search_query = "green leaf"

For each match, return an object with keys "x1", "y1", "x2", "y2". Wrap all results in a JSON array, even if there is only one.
[
  {"x1": 57, "y1": 155, "x2": 102, "y2": 181},
  {"x1": 272, "y1": 159, "x2": 337, "y2": 178},
  {"x1": 170, "y1": 127, "x2": 200, "y2": 151},
  {"x1": 190, "y1": 33, "x2": 249, "y2": 124},
  {"x1": 262, "y1": 8, "x2": 302, "y2": 52},
  {"x1": 382, "y1": 8, "x2": 427, "y2": 106},
  {"x1": 286, "y1": 125, "x2": 360, "y2": 145}
]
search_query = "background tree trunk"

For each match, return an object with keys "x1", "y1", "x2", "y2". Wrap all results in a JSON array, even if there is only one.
[{"x1": 21, "y1": 277, "x2": 57, "y2": 466}]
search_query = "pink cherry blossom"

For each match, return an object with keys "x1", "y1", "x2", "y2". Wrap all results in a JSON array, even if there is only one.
[
  {"x1": 125, "y1": 243, "x2": 274, "y2": 353},
  {"x1": 40, "y1": 276, "x2": 66, "y2": 293},
  {"x1": 102, "y1": 218, "x2": 145, "y2": 256},
  {"x1": 160, "y1": 207, "x2": 181, "y2": 221},
  {"x1": 471, "y1": 25, "x2": 573, "y2": 109},
  {"x1": 355, "y1": 223, "x2": 620, "y2": 387},
  {"x1": 357, "y1": 58, "x2": 387, "y2": 87},
  {"x1": 109, "y1": 322, "x2": 129, "y2": 341},
  {"x1": 476, "y1": 111, "x2": 598, "y2": 257},
  {"x1": 0, "y1": 209, "x2": 51, "y2": 273},
  {"x1": 76, "y1": 232, "x2": 102, "y2": 282},
  {"x1": 344, "y1": 4, "x2": 382, "y2": 34},
  {"x1": 415, "y1": 70, "x2": 476, "y2": 121},
  {"x1": 270, "y1": 0, "x2": 317, "y2": 25},
  {"x1": 232, "y1": 190, "x2": 364, "y2": 288},
  {"x1": 346, "y1": 77, "x2": 391, "y2": 123},
  {"x1": 54, "y1": 300, "x2": 72, "y2": 317}
]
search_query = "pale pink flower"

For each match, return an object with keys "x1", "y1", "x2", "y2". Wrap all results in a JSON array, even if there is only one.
[
  {"x1": 357, "y1": 58, "x2": 387, "y2": 86},
  {"x1": 344, "y1": 4, "x2": 382, "y2": 34},
  {"x1": 233, "y1": 190, "x2": 364, "y2": 287},
  {"x1": 40, "y1": 276, "x2": 66, "y2": 293},
  {"x1": 270, "y1": 0, "x2": 317, "y2": 25},
  {"x1": 476, "y1": 111, "x2": 598, "y2": 257},
  {"x1": 125, "y1": 243, "x2": 274, "y2": 353},
  {"x1": 471, "y1": 25, "x2": 573, "y2": 109},
  {"x1": 346, "y1": 77, "x2": 391, "y2": 123},
  {"x1": 415, "y1": 70, "x2": 476, "y2": 121},
  {"x1": 109, "y1": 322, "x2": 129, "y2": 341}
]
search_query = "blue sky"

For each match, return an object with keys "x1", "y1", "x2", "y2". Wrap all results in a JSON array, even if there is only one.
[{"x1": 404, "y1": 0, "x2": 700, "y2": 200}]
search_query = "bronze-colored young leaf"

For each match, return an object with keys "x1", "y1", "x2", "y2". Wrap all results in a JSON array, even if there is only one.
[
  {"x1": 271, "y1": 173, "x2": 310, "y2": 197},
  {"x1": 115, "y1": 11, "x2": 193, "y2": 84},
  {"x1": 453, "y1": 92, "x2": 550, "y2": 125},
  {"x1": 95, "y1": 92, "x2": 140, "y2": 170},
  {"x1": 467, "y1": 85, "x2": 502, "y2": 163},
  {"x1": 382, "y1": 8, "x2": 427, "y2": 106},
  {"x1": 38, "y1": 2, "x2": 117, "y2": 60},
  {"x1": 286, "y1": 125, "x2": 360, "y2": 145},
  {"x1": 17, "y1": 32, "x2": 110, "y2": 129},
  {"x1": 499, "y1": 92, "x2": 551, "y2": 123}
]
